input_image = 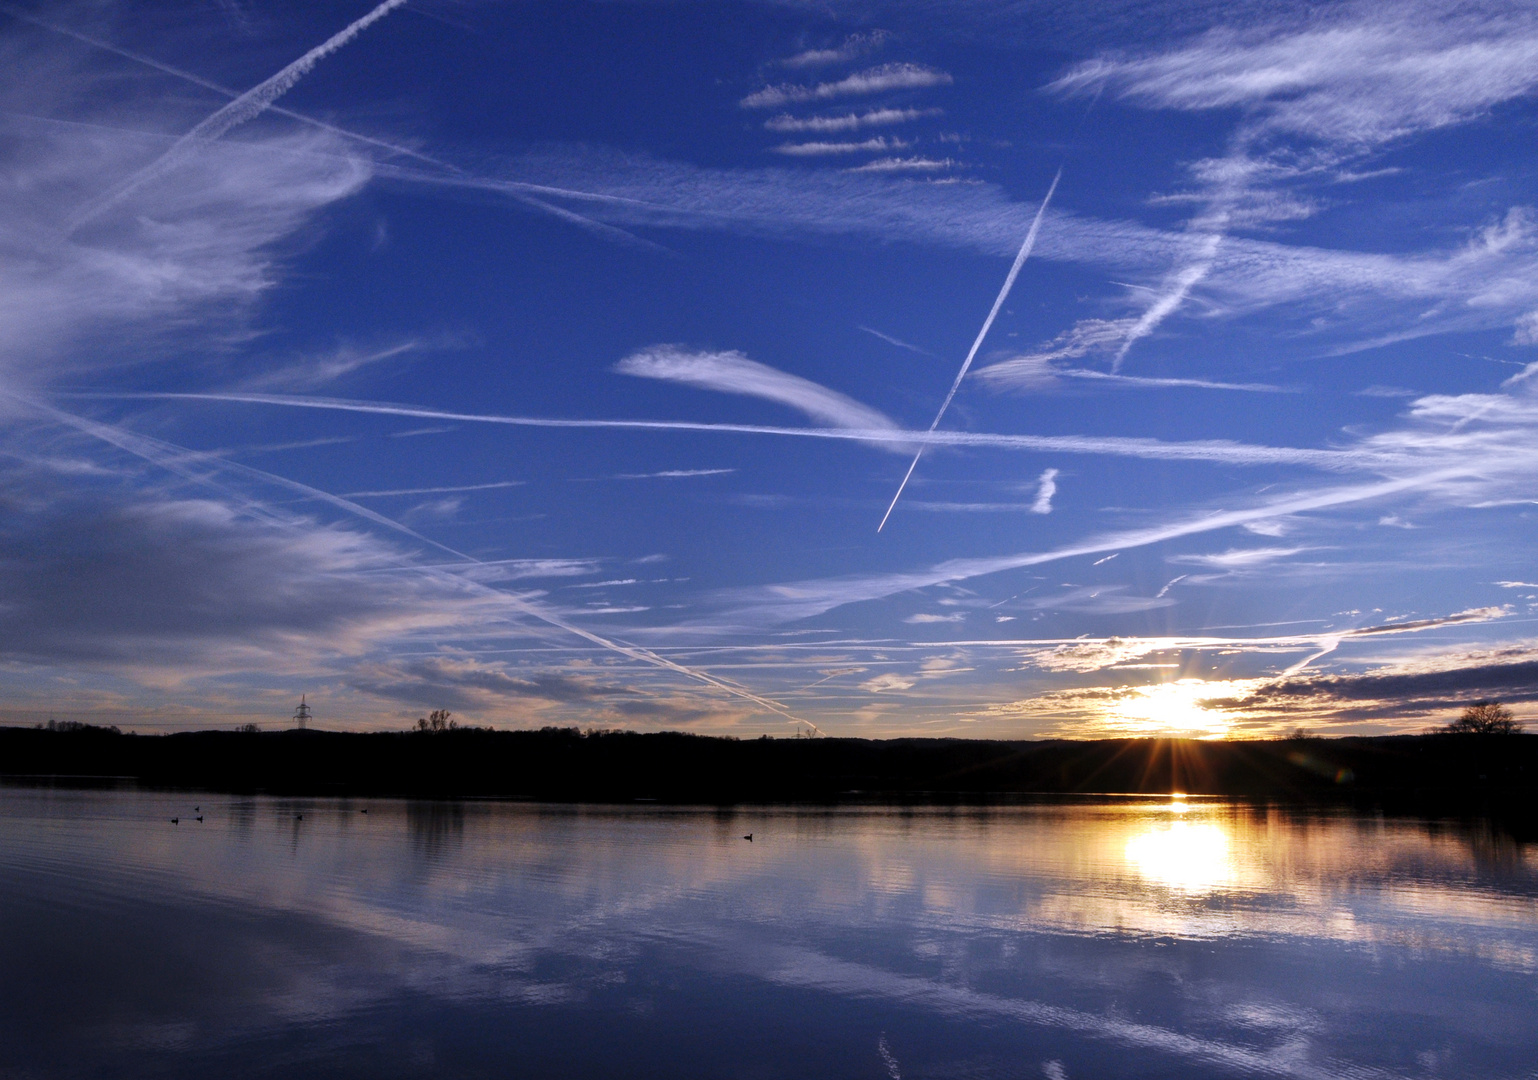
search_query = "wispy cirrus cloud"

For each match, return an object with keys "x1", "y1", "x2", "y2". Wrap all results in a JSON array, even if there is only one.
[
  {"x1": 69, "y1": 0, "x2": 407, "y2": 229},
  {"x1": 342, "y1": 481, "x2": 523, "y2": 498},
  {"x1": 0, "y1": 114, "x2": 370, "y2": 378},
  {"x1": 1168, "y1": 546, "x2": 1312, "y2": 569},
  {"x1": 437, "y1": 146, "x2": 1538, "y2": 351},
  {"x1": 1036, "y1": 4, "x2": 1538, "y2": 369},
  {"x1": 977, "y1": 353, "x2": 1289, "y2": 393},
  {"x1": 765, "y1": 108, "x2": 942, "y2": 133},
  {"x1": 87, "y1": 389, "x2": 1407, "y2": 470},
  {"x1": 2, "y1": 1, "x2": 442, "y2": 168},
  {"x1": 714, "y1": 468, "x2": 1485, "y2": 625},
  {"x1": 615, "y1": 345, "x2": 907, "y2": 449},
  {"x1": 237, "y1": 340, "x2": 424, "y2": 391},
  {"x1": 0, "y1": 483, "x2": 485, "y2": 681},
  {"x1": 349, "y1": 655, "x2": 641, "y2": 712},
  {"x1": 776, "y1": 31, "x2": 891, "y2": 69},
  {"x1": 847, "y1": 155, "x2": 954, "y2": 173},
  {"x1": 773, "y1": 136, "x2": 908, "y2": 156},
  {"x1": 611, "y1": 468, "x2": 736, "y2": 480},
  {"x1": 742, "y1": 63, "x2": 953, "y2": 108},
  {"x1": 1051, "y1": 6, "x2": 1538, "y2": 146}
]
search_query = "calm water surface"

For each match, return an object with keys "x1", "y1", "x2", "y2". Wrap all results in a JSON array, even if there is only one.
[{"x1": 2, "y1": 786, "x2": 1536, "y2": 1079}]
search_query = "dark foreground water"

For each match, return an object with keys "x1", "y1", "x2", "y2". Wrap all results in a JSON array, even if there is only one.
[{"x1": 3, "y1": 787, "x2": 1536, "y2": 1080}]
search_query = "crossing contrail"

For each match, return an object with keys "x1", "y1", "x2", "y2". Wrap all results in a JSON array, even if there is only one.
[
  {"x1": 69, "y1": 0, "x2": 408, "y2": 230},
  {"x1": 15, "y1": 393, "x2": 807, "y2": 726},
  {"x1": 1, "y1": 1, "x2": 443, "y2": 169},
  {"x1": 8, "y1": 4, "x2": 670, "y2": 249},
  {"x1": 877, "y1": 169, "x2": 1061, "y2": 532},
  {"x1": 70, "y1": 390, "x2": 1381, "y2": 470}
]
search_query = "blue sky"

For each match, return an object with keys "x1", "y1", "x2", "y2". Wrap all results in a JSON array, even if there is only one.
[{"x1": 4, "y1": 0, "x2": 1538, "y2": 736}]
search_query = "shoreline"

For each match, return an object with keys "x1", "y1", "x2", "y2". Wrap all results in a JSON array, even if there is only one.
[{"x1": 5, "y1": 725, "x2": 1534, "y2": 820}]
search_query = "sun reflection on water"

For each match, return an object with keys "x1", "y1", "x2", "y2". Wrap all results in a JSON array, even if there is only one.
[{"x1": 1124, "y1": 812, "x2": 1236, "y2": 894}]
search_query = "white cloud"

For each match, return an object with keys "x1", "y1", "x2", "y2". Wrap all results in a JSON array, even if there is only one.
[{"x1": 1030, "y1": 468, "x2": 1059, "y2": 514}]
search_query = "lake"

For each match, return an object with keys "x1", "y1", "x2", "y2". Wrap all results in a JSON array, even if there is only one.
[{"x1": 2, "y1": 785, "x2": 1535, "y2": 1079}]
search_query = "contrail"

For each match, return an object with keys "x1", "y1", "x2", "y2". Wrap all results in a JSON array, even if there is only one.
[
  {"x1": 0, "y1": 2, "x2": 444, "y2": 170},
  {"x1": 731, "y1": 467, "x2": 1482, "y2": 625},
  {"x1": 877, "y1": 169, "x2": 1061, "y2": 532},
  {"x1": 4, "y1": 4, "x2": 669, "y2": 249},
  {"x1": 509, "y1": 192, "x2": 674, "y2": 254},
  {"x1": 69, "y1": 0, "x2": 409, "y2": 230},
  {"x1": 71, "y1": 390, "x2": 1386, "y2": 470},
  {"x1": 1111, "y1": 231, "x2": 1220, "y2": 372},
  {"x1": 14, "y1": 393, "x2": 806, "y2": 726}
]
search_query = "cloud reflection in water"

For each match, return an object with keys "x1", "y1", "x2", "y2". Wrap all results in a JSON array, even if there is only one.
[{"x1": 1, "y1": 787, "x2": 1536, "y2": 1079}]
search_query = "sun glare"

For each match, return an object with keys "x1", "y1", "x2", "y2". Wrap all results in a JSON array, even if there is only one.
[{"x1": 1105, "y1": 679, "x2": 1249, "y2": 738}]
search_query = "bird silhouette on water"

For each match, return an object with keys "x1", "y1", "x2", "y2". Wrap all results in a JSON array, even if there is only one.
[
  {"x1": 195, "y1": 815, "x2": 203, "y2": 822},
  {"x1": 296, "y1": 814, "x2": 303, "y2": 821},
  {"x1": 170, "y1": 817, "x2": 178, "y2": 824},
  {"x1": 743, "y1": 833, "x2": 752, "y2": 842}
]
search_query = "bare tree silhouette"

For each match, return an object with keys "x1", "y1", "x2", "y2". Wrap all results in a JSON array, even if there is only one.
[
  {"x1": 415, "y1": 709, "x2": 456, "y2": 733},
  {"x1": 1442, "y1": 701, "x2": 1522, "y2": 736}
]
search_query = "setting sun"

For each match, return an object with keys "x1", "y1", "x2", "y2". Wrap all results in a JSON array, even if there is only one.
[{"x1": 1104, "y1": 680, "x2": 1251, "y2": 738}]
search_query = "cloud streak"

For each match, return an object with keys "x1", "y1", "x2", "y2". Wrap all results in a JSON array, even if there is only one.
[
  {"x1": 615, "y1": 345, "x2": 907, "y2": 450},
  {"x1": 80, "y1": 391, "x2": 1383, "y2": 470},
  {"x1": 0, "y1": 2, "x2": 443, "y2": 169},
  {"x1": 724, "y1": 468, "x2": 1480, "y2": 625},
  {"x1": 765, "y1": 108, "x2": 941, "y2": 133},
  {"x1": 1051, "y1": 9, "x2": 1538, "y2": 145},
  {"x1": 342, "y1": 482, "x2": 523, "y2": 498},
  {"x1": 19, "y1": 396, "x2": 809, "y2": 725},
  {"x1": 977, "y1": 354, "x2": 1289, "y2": 393},
  {"x1": 773, "y1": 137, "x2": 906, "y2": 156},
  {"x1": 742, "y1": 64, "x2": 953, "y2": 109}
]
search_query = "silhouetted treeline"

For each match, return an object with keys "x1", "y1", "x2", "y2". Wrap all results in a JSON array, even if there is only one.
[{"x1": 3, "y1": 724, "x2": 1536, "y2": 817}]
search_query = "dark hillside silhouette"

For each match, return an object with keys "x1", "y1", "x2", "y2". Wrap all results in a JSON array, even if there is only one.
[{"x1": 3, "y1": 723, "x2": 1536, "y2": 831}]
